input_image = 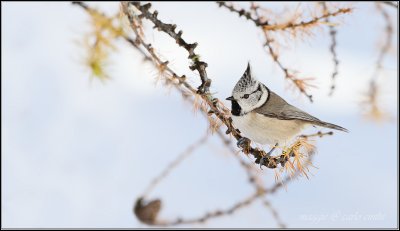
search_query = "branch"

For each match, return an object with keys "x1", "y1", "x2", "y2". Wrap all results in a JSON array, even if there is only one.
[
  {"x1": 134, "y1": 193, "x2": 259, "y2": 226},
  {"x1": 261, "y1": 7, "x2": 351, "y2": 31},
  {"x1": 121, "y1": 1, "x2": 307, "y2": 169},
  {"x1": 128, "y1": 2, "x2": 211, "y2": 94}
]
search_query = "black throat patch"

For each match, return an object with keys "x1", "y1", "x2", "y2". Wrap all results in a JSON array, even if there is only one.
[{"x1": 231, "y1": 100, "x2": 242, "y2": 116}]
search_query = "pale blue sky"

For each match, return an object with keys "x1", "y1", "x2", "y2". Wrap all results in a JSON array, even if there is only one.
[{"x1": 2, "y1": 2, "x2": 398, "y2": 228}]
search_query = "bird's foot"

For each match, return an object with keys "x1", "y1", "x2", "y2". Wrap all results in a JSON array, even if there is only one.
[
  {"x1": 259, "y1": 143, "x2": 278, "y2": 170},
  {"x1": 259, "y1": 155, "x2": 268, "y2": 169},
  {"x1": 236, "y1": 137, "x2": 251, "y2": 150},
  {"x1": 259, "y1": 155, "x2": 278, "y2": 169}
]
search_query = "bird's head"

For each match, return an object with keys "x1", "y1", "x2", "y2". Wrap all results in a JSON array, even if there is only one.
[{"x1": 226, "y1": 63, "x2": 269, "y2": 115}]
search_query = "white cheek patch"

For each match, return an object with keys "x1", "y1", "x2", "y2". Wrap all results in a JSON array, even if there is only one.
[{"x1": 237, "y1": 89, "x2": 268, "y2": 115}]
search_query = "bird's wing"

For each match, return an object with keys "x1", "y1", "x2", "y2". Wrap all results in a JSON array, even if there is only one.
[
  {"x1": 254, "y1": 90, "x2": 320, "y2": 122},
  {"x1": 254, "y1": 90, "x2": 348, "y2": 132}
]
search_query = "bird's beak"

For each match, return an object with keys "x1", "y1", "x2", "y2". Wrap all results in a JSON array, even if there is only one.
[{"x1": 226, "y1": 96, "x2": 234, "y2": 101}]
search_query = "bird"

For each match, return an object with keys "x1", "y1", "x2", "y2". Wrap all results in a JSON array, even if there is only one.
[{"x1": 226, "y1": 63, "x2": 348, "y2": 156}]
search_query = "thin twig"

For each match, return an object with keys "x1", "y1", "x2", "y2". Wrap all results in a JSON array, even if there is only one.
[
  {"x1": 263, "y1": 200, "x2": 286, "y2": 228},
  {"x1": 142, "y1": 134, "x2": 209, "y2": 196},
  {"x1": 373, "y1": 2, "x2": 393, "y2": 77},
  {"x1": 262, "y1": 7, "x2": 351, "y2": 31},
  {"x1": 156, "y1": 191, "x2": 261, "y2": 226},
  {"x1": 320, "y1": 2, "x2": 340, "y2": 96},
  {"x1": 216, "y1": 1, "x2": 270, "y2": 26},
  {"x1": 299, "y1": 131, "x2": 333, "y2": 139}
]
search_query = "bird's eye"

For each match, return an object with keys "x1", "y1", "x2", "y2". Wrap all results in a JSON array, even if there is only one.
[{"x1": 243, "y1": 94, "x2": 250, "y2": 99}]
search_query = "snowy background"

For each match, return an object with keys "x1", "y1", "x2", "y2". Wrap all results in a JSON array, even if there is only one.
[{"x1": 2, "y1": 2, "x2": 398, "y2": 228}]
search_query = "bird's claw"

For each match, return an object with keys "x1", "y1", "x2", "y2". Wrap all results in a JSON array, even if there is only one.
[
  {"x1": 259, "y1": 156, "x2": 268, "y2": 170},
  {"x1": 236, "y1": 137, "x2": 250, "y2": 149},
  {"x1": 259, "y1": 155, "x2": 278, "y2": 169}
]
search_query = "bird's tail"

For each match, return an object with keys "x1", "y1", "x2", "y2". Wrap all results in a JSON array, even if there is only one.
[{"x1": 316, "y1": 121, "x2": 349, "y2": 132}]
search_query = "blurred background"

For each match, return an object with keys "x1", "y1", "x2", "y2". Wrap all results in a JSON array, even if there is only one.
[{"x1": 2, "y1": 2, "x2": 398, "y2": 228}]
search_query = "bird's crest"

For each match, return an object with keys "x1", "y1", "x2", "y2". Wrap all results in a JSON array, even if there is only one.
[{"x1": 233, "y1": 62, "x2": 258, "y2": 93}]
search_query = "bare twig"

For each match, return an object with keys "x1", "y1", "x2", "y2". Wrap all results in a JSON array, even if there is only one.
[
  {"x1": 320, "y1": 2, "x2": 340, "y2": 96},
  {"x1": 373, "y1": 2, "x2": 393, "y2": 76},
  {"x1": 299, "y1": 131, "x2": 334, "y2": 139},
  {"x1": 216, "y1": 1, "x2": 270, "y2": 26},
  {"x1": 262, "y1": 7, "x2": 351, "y2": 32},
  {"x1": 263, "y1": 200, "x2": 286, "y2": 228},
  {"x1": 72, "y1": 1, "x2": 88, "y2": 10},
  {"x1": 155, "y1": 191, "x2": 261, "y2": 226},
  {"x1": 142, "y1": 134, "x2": 209, "y2": 196}
]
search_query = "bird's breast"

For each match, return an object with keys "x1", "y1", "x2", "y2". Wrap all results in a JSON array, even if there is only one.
[{"x1": 231, "y1": 112, "x2": 307, "y2": 145}]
